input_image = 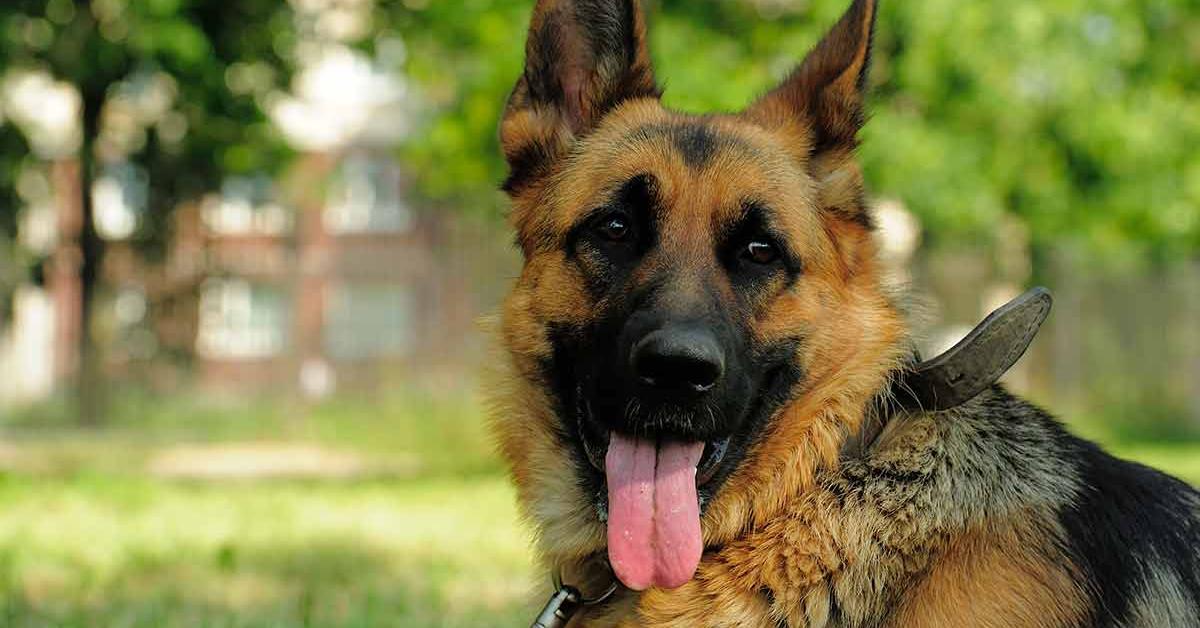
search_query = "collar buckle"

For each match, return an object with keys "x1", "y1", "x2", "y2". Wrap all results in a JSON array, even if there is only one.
[{"x1": 530, "y1": 567, "x2": 619, "y2": 628}]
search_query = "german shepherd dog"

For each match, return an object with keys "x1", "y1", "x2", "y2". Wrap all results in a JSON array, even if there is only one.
[{"x1": 491, "y1": 0, "x2": 1200, "y2": 625}]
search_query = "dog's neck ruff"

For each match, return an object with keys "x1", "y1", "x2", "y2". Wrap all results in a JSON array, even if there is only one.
[{"x1": 844, "y1": 287, "x2": 1054, "y2": 458}]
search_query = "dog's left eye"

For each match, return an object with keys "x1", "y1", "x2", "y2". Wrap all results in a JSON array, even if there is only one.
[
  {"x1": 595, "y1": 213, "x2": 632, "y2": 242},
  {"x1": 742, "y1": 240, "x2": 779, "y2": 265}
]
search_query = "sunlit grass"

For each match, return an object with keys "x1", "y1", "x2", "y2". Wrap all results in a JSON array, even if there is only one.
[
  {"x1": 0, "y1": 389, "x2": 540, "y2": 627},
  {"x1": 1105, "y1": 443, "x2": 1200, "y2": 486},
  {"x1": 1064, "y1": 412, "x2": 1200, "y2": 485},
  {"x1": 0, "y1": 474, "x2": 538, "y2": 627},
  {"x1": 0, "y1": 387, "x2": 503, "y2": 480}
]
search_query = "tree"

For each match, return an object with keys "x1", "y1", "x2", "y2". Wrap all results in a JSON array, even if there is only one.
[
  {"x1": 0, "y1": 0, "x2": 292, "y2": 421},
  {"x1": 0, "y1": 126, "x2": 29, "y2": 321}
]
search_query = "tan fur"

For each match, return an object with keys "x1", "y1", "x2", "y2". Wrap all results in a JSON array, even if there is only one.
[{"x1": 890, "y1": 524, "x2": 1087, "y2": 628}]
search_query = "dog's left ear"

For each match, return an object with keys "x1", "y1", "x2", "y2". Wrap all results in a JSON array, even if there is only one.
[
  {"x1": 501, "y1": 0, "x2": 660, "y2": 196},
  {"x1": 747, "y1": 0, "x2": 877, "y2": 227}
]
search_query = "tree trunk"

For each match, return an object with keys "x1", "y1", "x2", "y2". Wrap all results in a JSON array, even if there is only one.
[
  {"x1": 76, "y1": 89, "x2": 106, "y2": 425},
  {"x1": 49, "y1": 158, "x2": 84, "y2": 384}
]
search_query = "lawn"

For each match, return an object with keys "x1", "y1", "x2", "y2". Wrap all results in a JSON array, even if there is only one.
[
  {"x1": 0, "y1": 390, "x2": 1197, "y2": 627},
  {"x1": 0, "y1": 475, "x2": 537, "y2": 628},
  {"x1": 0, "y1": 390, "x2": 541, "y2": 628}
]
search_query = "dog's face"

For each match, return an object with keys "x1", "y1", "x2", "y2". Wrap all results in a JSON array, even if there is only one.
[{"x1": 495, "y1": 0, "x2": 905, "y2": 592}]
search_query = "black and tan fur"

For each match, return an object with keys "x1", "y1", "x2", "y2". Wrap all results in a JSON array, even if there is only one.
[{"x1": 489, "y1": 0, "x2": 1200, "y2": 625}]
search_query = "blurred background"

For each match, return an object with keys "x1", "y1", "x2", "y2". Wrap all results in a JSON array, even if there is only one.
[{"x1": 0, "y1": 0, "x2": 1196, "y2": 625}]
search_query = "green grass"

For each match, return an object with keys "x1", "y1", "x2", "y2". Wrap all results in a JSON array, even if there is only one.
[
  {"x1": 0, "y1": 389, "x2": 540, "y2": 627},
  {"x1": 0, "y1": 389, "x2": 1196, "y2": 627},
  {"x1": 1106, "y1": 443, "x2": 1200, "y2": 485},
  {"x1": 1062, "y1": 411, "x2": 1200, "y2": 485},
  {"x1": 0, "y1": 388, "x2": 503, "y2": 480},
  {"x1": 0, "y1": 474, "x2": 538, "y2": 627}
]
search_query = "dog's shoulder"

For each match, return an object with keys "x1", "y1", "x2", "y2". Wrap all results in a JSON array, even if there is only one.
[{"x1": 866, "y1": 385, "x2": 1200, "y2": 627}]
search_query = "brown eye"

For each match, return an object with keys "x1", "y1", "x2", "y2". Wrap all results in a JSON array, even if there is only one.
[
  {"x1": 744, "y1": 240, "x2": 779, "y2": 265},
  {"x1": 597, "y1": 214, "x2": 631, "y2": 242}
]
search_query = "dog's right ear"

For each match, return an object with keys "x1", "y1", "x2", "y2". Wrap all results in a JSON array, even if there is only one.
[{"x1": 500, "y1": 0, "x2": 659, "y2": 196}]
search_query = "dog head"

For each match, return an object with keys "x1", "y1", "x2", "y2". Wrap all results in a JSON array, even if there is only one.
[{"x1": 494, "y1": 0, "x2": 906, "y2": 591}]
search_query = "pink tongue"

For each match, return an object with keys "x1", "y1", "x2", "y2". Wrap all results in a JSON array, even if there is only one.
[{"x1": 605, "y1": 433, "x2": 705, "y2": 591}]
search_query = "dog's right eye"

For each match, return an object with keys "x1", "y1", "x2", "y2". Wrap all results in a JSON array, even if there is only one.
[
  {"x1": 569, "y1": 175, "x2": 656, "y2": 266},
  {"x1": 594, "y1": 212, "x2": 633, "y2": 243}
]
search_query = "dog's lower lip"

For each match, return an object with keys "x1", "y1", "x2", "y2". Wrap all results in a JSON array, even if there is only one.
[
  {"x1": 584, "y1": 432, "x2": 730, "y2": 486},
  {"x1": 579, "y1": 397, "x2": 607, "y2": 471},
  {"x1": 696, "y1": 437, "x2": 729, "y2": 485},
  {"x1": 582, "y1": 429, "x2": 608, "y2": 471}
]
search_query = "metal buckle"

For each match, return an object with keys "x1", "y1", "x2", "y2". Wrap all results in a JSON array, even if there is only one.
[{"x1": 530, "y1": 568, "x2": 619, "y2": 628}]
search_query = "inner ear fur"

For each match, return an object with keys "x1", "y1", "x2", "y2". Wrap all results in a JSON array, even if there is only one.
[{"x1": 500, "y1": 0, "x2": 660, "y2": 196}]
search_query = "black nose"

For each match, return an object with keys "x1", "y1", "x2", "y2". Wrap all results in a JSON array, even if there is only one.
[{"x1": 631, "y1": 326, "x2": 725, "y2": 394}]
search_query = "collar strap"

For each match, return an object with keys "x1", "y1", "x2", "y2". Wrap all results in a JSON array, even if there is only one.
[
  {"x1": 895, "y1": 287, "x2": 1053, "y2": 412},
  {"x1": 843, "y1": 288, "x2": 1053, "y2": 459}
]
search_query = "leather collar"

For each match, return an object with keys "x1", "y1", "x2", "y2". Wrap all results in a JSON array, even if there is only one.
[{"x1": 843, "y1": 287, "x2": 1054, "y2": 459}]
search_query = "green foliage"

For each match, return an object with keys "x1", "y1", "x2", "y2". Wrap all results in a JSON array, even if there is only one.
[
  {"x1": 865, "y1": 0, "x2": 1200, "y2": 259},
  {"x1": 0, "y1": 127, "x2": 29, "y2": 315},
  {"x1": 390, "y1": 0, "x2": 534, "y2": 211},
  {"x1": 0, "y1": 0, "x2": 293, "y2": 245},
  {"x1": 2, "y1": 0, "x2": 1194, "y2": 257},
  {"x1": 391, "y1": 0, "x2": 1200, "y2": 259},
  {"x1": 0, "y1": 126, "x2": 25, "y2": 242}
]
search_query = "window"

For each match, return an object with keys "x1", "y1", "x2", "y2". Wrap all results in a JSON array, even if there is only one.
[
  {"x1": 324, "y1": 153, "x2": 413, "y2": 234},
  {"x1": 197, "y1": 279, "x2": 290, "y2": 359},
  {"x1": 323, "y1": 283, "x2": 413, "y2": 360},
  {"x1": 203, "y1": 175, "x2": 292, "y2": 237}
]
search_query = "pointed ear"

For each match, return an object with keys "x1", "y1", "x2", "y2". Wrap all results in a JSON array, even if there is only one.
[
  {"x1": 500, "y1": 0, "x2": 659, "y2": 195},
  {"x1": 750, "y1": 0, "x2": 877, "y2": 153}
]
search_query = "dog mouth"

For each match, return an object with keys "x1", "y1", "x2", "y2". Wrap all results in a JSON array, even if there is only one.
[
  {"x1": 558, "y1": 349, "x2": 802, "y2": 592},
  {"x1": 575, "y1": 396, "x2": 742, "y2": 592}
]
